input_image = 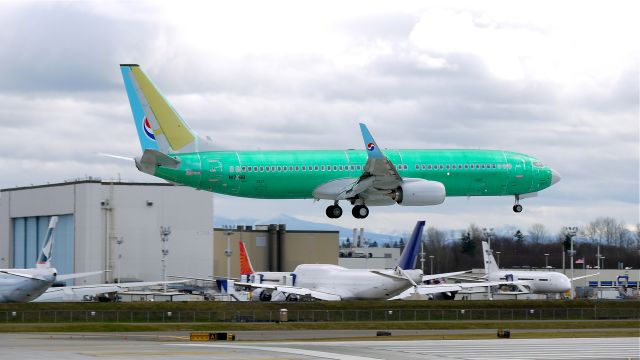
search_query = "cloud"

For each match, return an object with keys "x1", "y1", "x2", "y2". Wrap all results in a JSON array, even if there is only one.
[{"x1": 0, "y1": 1, "x2": 637, "y2": 234}]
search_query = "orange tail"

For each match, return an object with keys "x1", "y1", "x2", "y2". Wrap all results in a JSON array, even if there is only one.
[{"x1": 239, "y1": 241, "x2": 254, "y2": 275}]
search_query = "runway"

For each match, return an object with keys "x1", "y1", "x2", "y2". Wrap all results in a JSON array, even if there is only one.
[{"x1": 0, "y1": 333, "x2": 638, "y2": 360}]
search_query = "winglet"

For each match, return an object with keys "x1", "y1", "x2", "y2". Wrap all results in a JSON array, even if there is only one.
[
  {"x1": 359, "y1": 123, "x2": 385, "y2": 159},
  {"x1": 239, "y1": 241, "x2": 254, "y2": 275},
  {"x1": 36, "y1": 216, "x2": 58, "y2": 269},
  {"x1": 396, "y1": 220, "x2": 426, "y2": 270}
]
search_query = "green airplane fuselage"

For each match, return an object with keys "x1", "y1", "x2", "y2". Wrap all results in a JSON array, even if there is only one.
[{"x1": 153, "y1": 149, "x2": 553, "y2": 199}]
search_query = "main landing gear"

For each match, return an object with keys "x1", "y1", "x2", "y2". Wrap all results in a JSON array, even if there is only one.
[
  {"x1": 513, "y1": 195, "x2": 523, "y2": 213},
  {"x1": 325, "y1": 202, "x2": 370, "y2": 219}
]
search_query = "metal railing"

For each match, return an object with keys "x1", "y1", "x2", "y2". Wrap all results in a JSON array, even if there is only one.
[{"x1": 1, "y1": 307, "x2": 638, "y2": 323}]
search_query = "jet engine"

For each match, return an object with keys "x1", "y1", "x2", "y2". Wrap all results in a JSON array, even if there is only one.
[{"x1": 393, "y1": 179, "x2": 446, "y2": 206}]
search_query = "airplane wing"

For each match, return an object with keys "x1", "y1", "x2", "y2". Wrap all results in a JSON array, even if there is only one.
[
  {"x1": 235, "y1": 282, "x2": 342, "y2": 301},
  {"x1": 422, "y1": 270, "x2": 471, "y2": 282},
  {"x1": 312, "y1": 123, "x2": 402, "y2": 201},
  {"x1": 571, "y1": 272, "x2": 599, "y2": 281},
  {"x1": 389, "y1": 280, "x2": 528, "y2": 300}
]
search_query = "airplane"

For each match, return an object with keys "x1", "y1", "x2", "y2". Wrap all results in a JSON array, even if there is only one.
[
  {"x1": 236, "y1": 221, "x2": 472, "y2": 301},
  {"x1": 481, "y1": 241, "x2": 597, "y2": 294},
  {"x1": 119, "y1": 64, "x2": 561, "y2": 218},
  {"x1": 0, "y1": 217, "x2": 102, "y2": 302},
  {"x1": 33, "y1": 279, "x2": 188, "y2": 302}
]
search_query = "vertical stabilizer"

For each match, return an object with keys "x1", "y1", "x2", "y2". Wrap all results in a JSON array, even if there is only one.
[
  {"x1": 482, "y1": 241, "x2": 499, "y2": 275},
  {"x1": 36, "y1": 216, "x2": 58, "y2": 269},
  {"x1": 239, "y1": 241, "x2": 254, "y2": 275},
  {"x1": 396, "y1": 221, "x2": 425, "y2": 270},
  {"x1": 120, "y1": 64, "x2": 206, "y2": 154}
]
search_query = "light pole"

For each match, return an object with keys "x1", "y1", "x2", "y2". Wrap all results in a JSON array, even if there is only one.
[
  {"x1": 420, "y1": 240, "x2": 426, "y2": 274},
  {"x1": 544, "y1": 253, "x2": 549, "y2": 269},
  {"x1": 495, "y1": 251, "x2": 501, "y2": 268},
  {"x1": 160, "y1": 226, "x2": 171, "y2": 293},
  {"x1": 429, "y1": 255, "x2": 434, "y2": 275},
  {"x1": 564, "y1": 226, "x2": 578, "y2": 298},
  {"x1": 116, "y1": 236, "x2": 124, "y2": 284},
  {"x1": 224, "y1": 227, "x2": 234, "y2": 281}
]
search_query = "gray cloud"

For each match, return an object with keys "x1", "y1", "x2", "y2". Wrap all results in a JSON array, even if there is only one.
[{"x1": 0, "y1": 2, "x2": 637, "y2": 234}]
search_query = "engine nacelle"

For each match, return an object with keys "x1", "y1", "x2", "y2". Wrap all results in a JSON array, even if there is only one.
[{"x1": 394, "y1": 179, "x2": 446, "y2": 206}]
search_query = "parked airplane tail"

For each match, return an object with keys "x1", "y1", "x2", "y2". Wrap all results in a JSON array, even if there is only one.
[
  {"x1": 120, "y1": 64, "x2": 208, "y2": 154},
  {"x1": 36, "y1": 216, "x2": 58, "y2": 269},
  {"x1": 239, "y1": 241, "x2": 255, "y2": 275},
  {"x1": 482, "y1": 241, "x2": 499, "y2": 275},
  {"x1": 396, "y1": 221, "x2": 425, "y2": 270}
]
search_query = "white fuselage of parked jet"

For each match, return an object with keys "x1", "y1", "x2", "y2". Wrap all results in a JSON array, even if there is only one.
[
  {"x1": 487, "y1": 270, "x2": 571, "y2": 294},
  {"x1": 0, "y1": 268, "x2": 57, "y2": 303},
  {"x1": 290, "y1": 264, "x2": 423, "y2": 300}
]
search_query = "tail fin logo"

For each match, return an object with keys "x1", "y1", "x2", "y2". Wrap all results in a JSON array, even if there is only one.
[
  {"x1": 142, "y1": 117, "x2": 156, "y2": 140},
  {"x1": 367, "y1": 142, "x2": 375, "y2": 151}
]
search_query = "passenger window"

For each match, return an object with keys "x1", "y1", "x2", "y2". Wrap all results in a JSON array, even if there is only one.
[
  {"x1": 446, "y1": 164, "x2": 450, "y2": 170},
  {"x1": 464, "y1": 164, "x2": 468, "y2": 169},
  {"x1": 302, "y1": 166, "x2": 306, "y2": 171},
  {"x1": 333, "y1": 165, "x2": 337, "y2": 171},
  {"x1": 492, "y1": 164, "x2": 496, "y2": 169},
  {"x1": 339, "y1": 165, "x2": 343, "y2": 171},
  {"x1": 314, "y1": 166, "x2": 319, "y2": 171},
  {"x1": 452, "y1": 164, "x2": 456, "y2": 169},
  {"x1": 265, "y1": 166, "x2": 270, "y2": 172},
  {"x1": 350, "y1": 165, "x2": 355, "y2": 170},
  {"x1": 247, "y1": 167, "x2": 252, "y2": 172},
  {"x1": 259, "y1": 166, "x2": 264, "y2": 172},
  {"x1": 421, "y1": 164, "x2": 426, "y2": 170},
  {"x1": 229, "y1": 166, "x2": 235, "y2": 173},
  {"x1": 241, "y1": 166, "x2": 246, "y2": 172},
  {"x1": 321, "y1": 165, "x2": 325, "y2": 171},
  {"x1": 427, "y1": 165, "x2": 432, "y2": 170},
  {"x1": 295, "y1": 166, "x2": 299, "y2": 171},
  {"x1": 439, "y1": 164, "x2": 444, "y2": 170},
  {"x1": 481, "y1": 164, "x2": 485, "y2": 169},
  {"x1": 253, "y1": 166, "x2": 258, "y2": 172}
]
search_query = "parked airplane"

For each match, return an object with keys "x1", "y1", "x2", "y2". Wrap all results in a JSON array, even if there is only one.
[
  {"x1": 237, "y1": 221, "x2": 473, "y2": 301},
  {"x1": 119, "y1": 64, "x2": 561, "y2": 218},
  {"x1": 0, "y1": 217, "x2": 101, "y2": 302},
  {"x1": 482, "y1": 241, "x2": 596, "y2": 294}
]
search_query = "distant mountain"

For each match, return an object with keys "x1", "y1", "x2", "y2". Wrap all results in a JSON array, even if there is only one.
[{"x1": 214, "y1": 214, "x2": 403, "y2": 244}]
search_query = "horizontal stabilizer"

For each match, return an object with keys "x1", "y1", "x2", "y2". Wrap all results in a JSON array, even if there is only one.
[
  {"x1": 0, "y1": 270, "x2": 50, "y2": 281},
  {"x1": 57, "y1": 270, "x2": 105, "y2": 281},
  {"x1": 136, "y1": 149, "x2": 180, "y2": 175}
]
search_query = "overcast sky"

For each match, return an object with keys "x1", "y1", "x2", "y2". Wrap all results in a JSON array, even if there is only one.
[{"x1": 0, "y1": 1, "x2": 637, "y2": 235}]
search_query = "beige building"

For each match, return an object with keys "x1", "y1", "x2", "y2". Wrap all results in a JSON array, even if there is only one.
[{"x1": 213, "y1": 225, "x2": 338, "y2": 278}]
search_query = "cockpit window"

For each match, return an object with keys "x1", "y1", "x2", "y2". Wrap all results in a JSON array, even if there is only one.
[{"x1": 533, "y1": 161, "x2": 544, "y2": 168}]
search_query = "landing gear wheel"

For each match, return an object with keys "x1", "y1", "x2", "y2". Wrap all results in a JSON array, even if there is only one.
[
  {"x1": 352, "y1": 205, "x2": 370, "y2": 219},
  {"x1": 326, "y1": 205, "x2": 343, "y2": 218},
  {"x1": 513, "y1": 204, "x2": 523, "y2": 213}
]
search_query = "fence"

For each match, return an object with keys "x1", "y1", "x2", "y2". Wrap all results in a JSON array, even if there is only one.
[{"x1": 2, "y1": 307, "x2": 638, "y2": 323}]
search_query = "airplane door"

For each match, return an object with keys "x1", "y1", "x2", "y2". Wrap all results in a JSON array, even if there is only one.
[
  {"x1": 202, "y1": 159, "x2": 222, "y2": 191},
  {"x1": 510, "y1": 157, "x2": 532, "y2": 192}
]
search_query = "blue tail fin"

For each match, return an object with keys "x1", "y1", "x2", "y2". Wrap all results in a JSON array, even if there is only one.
[{"x1": 396, "y1": 221, "x2": 425, "y2": 270}]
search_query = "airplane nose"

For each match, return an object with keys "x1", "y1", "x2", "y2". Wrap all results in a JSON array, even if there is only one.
[{"x1": 551, "y1": 169, "x2": 561, "y2": 185}]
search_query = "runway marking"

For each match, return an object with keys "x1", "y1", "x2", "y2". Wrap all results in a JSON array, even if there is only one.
[
  {"x1": 169, "y1": 343, "x2": 384, "y2": 360},
  {"x1": 79, "y1": 350, "x2": 227, "y2": 357}
]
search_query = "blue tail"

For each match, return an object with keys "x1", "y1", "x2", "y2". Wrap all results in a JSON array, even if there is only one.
[{"x1": 396, "y1": 221, "x2": 425, "y2": 270}]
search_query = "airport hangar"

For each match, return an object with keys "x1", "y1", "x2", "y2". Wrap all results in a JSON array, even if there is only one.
[{"x1": 0, "y1": 179, "x2": 339, "y2": 285}]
